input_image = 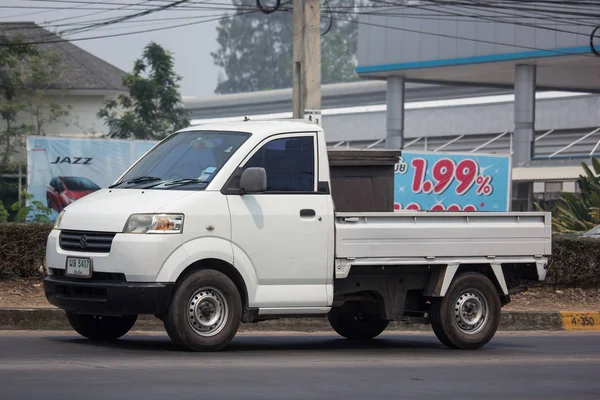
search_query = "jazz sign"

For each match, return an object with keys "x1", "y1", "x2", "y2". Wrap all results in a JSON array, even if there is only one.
[{"x1": 394, "y1": 151, "x2": 511, "y2": 212}]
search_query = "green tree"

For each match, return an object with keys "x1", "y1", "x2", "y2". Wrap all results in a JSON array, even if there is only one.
[
  {"x1": 0, "y1": 34, "x2": 70, "y2": 166},
  {"x1": 536, "y1": 157, "x2": 600, "y2": 233},
  {"x1": 0, "y1": 34, "x2": 36, "y2": 166},
  {"x1": 23, "y1": 50, "x2": 72, "y2": 136},
  {"x1": 211, "y1": 0, "x2": 362, "y2": 94},
  {"x1": 98, "y1": 42, "x2": 190, "y2": 140}
]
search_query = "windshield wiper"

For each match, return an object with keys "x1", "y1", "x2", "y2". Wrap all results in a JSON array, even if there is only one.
[
  {"x1": 162, "y1": 178, "x2": 207, "y2": 187},
  {"x1": 109, "y1": 176, "x2": 162, "y2": 188}
]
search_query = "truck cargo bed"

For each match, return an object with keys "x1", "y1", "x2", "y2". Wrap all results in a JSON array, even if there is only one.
[{"x1": 334, "y1": 212, "x2": 552, "y2": 260}]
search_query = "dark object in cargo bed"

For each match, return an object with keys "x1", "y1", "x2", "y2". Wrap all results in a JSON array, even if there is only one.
[{"x1": 328, "y1": 148, "x2": 402, "y2": 213}]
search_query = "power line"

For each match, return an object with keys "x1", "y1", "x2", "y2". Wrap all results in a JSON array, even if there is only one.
[
  {"x1": 410, "y1": 3, "x2": 591, "y2": 36},
  {"x1": 327, "y1": 12, "x2": 600, "y2": 60},
  {"x1": 368, "y1": 0, "x2": 600, "y2": 20},
  {"x1": 0, "y1": 0, "x2": 124, "y2": 21},
  {"x1": 343, "y1": 1, "x2": 598, "y2": 36},
  {"x1": 416, "y1": 0, "x2": 600, "y2": 19},
  {"x1": 59, "y1": 0, "x2": 190, "y2": 36},
  {"x1": 0, "y1": 9, "x2": 258, "y2": 46},
  {"x1": 0, "y1": 1, "x2": 256, "y2": 36}
]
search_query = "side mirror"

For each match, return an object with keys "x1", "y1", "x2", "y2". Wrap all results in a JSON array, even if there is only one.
[{"x1": 240, "y1": 167, "x2": 267, "y2": 194}]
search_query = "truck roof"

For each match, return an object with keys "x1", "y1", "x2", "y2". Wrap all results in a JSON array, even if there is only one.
[{"x1": 179, "y1": 119, "x2": 323, "y2": 138}]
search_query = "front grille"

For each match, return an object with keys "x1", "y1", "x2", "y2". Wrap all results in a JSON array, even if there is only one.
[
  {"x1": 55, "y1": 284, "x2": 107, "y2": 300},
  {"x1": 59, "y1": 230, "x2": 116, "y2": 253},
  {"x1": 49, "y1": 268, "x2": 126, "y2": 282}
]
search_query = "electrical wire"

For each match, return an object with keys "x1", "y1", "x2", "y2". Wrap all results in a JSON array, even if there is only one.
[
  {"x1": 0, "y1": 9, "x2": 258, "y2": 46},
  {"x1": 0, "y1": 0, "x2": 124, "y2": 21},
  {"x1": 59, "y1": 0, "x2": 190, "y2": 36},
  {"x1": 256, "y1": 0, "x2": 282, "y2": 14},
  {"x1": 410, "y1": 3, "x2": 589, "y2": 36},
  {"x1": 321, "y1": 0, "x2": 333, "y2": 36},
  {"x1": 326, "y1": 12, "x2": 600, "y2": 59},
  {"x1": 591, "y1": 25, "x2": 600, "y2": 56},
  {"x1": 336, "y1": 1, "x2": 599, "y2": 37}
]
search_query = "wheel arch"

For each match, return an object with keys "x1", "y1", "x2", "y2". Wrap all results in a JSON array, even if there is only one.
[
  {"x1": 425, "y1": 263, "x2": 509, "y2": 299},
  {"x1": 174, "y1": 258, "x2": 250, "y2": 314}
]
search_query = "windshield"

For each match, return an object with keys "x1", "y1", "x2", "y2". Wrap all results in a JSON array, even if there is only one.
[
  {"x1": 62, "y1": 177, "x2": 100, "y2": 191},
  {"x1": 114, "y1": 130, "x2": 251, "y2": 189}
]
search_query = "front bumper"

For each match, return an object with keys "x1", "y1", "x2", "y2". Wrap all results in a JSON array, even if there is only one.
[{"x1": 44, "y1": 275, "x2": 174, "y2": 316}]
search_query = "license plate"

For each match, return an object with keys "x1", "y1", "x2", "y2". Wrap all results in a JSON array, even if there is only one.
[{"x1": 65, "y1": 257, "x2": 92, "y2": 278}]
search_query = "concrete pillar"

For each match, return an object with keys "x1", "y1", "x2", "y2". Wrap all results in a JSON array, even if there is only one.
[
  {"x1": 386, "y1": 76, "x2": 405, "y2": 149},
  {"x1": 513, "y1": 64, "x2": 536, "y2": 167}
]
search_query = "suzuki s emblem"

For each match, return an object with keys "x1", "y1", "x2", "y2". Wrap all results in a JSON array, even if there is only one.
[{"x1": 79, "y1": 235, "x2": 88, "y2": 249}]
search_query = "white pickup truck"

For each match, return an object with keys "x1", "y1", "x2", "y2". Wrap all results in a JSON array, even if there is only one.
[{"x1": 44, "y1": 120, "x2": 552, "y2": 351}]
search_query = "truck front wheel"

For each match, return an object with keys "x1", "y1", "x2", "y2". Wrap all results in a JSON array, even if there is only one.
[
  {"x1": 327, "y1": 302, "x2": 389, "y2": 340},
  {"x1": 164, "y1": 269, "x2": 242, "y2": 352},
  {"x1": 66, "y1": 312, "x2": 137, "y2": 341},
  {"x1": 429, "y1": 272, "x2": 501, "y2": 349}
]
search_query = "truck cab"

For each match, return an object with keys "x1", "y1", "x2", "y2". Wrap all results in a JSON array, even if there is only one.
[{"x1": 44, "y1": 120, "x2": 551, "y2": 351}]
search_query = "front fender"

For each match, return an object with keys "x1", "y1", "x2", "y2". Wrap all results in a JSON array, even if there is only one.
[{"x1": 155, "y1": 237, "x2": 258, "y2": 304}]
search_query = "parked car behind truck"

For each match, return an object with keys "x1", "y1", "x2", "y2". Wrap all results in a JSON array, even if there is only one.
[{"x1": 44, "y1": 120, "x2": 552, "y2": 351}]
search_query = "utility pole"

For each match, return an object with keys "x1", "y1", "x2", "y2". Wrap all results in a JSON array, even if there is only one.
[{"x1": 292, "y1": 0, "x2": 321, "y2": 123}]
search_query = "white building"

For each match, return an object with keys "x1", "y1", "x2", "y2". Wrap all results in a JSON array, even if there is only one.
[{"x1": 1, "y1": 22, "x2": 127, "y2": 153}]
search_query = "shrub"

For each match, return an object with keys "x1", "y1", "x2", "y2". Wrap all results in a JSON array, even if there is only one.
[
  {"x1": 546, "y1": 235, "x2": 600, "y2": 288},
  {"x1": 0, "y1": 222, "x2": 53, "y2": 278},
  {"x1": 538, "y1": 157, "x2": 600, "y2": 234},
  {"x1": 0, "y1": 223, "x2": 599, "y2": 288}
]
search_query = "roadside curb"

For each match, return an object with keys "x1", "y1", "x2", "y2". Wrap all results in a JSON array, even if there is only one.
[{"x1": 2, "y1": 308, "x2": 597, "y2": 332}]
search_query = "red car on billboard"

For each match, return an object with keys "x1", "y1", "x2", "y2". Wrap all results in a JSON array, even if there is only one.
[{"x1": 46, "y1": 176, "x2": 101, "y2": 213}]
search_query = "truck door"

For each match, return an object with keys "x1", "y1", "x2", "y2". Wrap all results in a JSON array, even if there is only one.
[{"x1": 226, "y1": 132, "x2": 332, "y2": 309}]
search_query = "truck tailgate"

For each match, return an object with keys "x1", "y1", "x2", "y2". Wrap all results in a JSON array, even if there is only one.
[{"x1": 334, "y1": 212, "x2": 552, "y2": 259}]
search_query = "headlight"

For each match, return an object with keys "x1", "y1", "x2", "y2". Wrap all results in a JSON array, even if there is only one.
[
  {"x1": 54, "y1": 211, "x2": 65, "y2": 229},
  {"x1": 123, "y1": 214, "x2": 184, "y2": 234}
]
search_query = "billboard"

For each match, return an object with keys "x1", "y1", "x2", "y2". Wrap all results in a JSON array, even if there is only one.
[
  {"x1": 26, "y1": 136, "x2": 158, "y2": 218},
  {"x1": 394, "y1": 151, "x2": 511, "y2": 212},
  {"x1": 26, "y1": 137, "x2": 512, "y2": 219}
]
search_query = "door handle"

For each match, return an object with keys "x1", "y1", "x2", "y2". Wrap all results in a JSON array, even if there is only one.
[{"x1": 300, "y1": 209, "x2": 316, "y2": 217}]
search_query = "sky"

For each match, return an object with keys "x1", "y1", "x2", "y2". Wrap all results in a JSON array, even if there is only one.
[{"x1": 1, "y1": 0, "x2": 228, "y2": 98}]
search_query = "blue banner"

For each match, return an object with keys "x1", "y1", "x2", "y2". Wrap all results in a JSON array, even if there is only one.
[
  {"x1": 26, "y1": 136, "x2": 157, "y2": 218},
  {"x1": 394, "y1": 151, "x2": 511, "y2": 212}
]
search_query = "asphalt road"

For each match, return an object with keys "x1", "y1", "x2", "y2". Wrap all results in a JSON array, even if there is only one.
[{"x1": 1, "y1": 331, "x2": 599, "y2": 400}]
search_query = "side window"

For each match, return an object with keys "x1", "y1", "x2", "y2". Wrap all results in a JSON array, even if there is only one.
[{"x1": 245, "y1": 136, "x2": 315, "y2": 192}]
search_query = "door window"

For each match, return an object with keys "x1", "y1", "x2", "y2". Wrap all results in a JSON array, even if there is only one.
[{"x1": 244, "y1": 136, "x2": 315, "y2": 192}]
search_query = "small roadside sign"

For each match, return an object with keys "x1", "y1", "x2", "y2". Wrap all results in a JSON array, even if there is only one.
[{"x1": 304, "y1": 109, "x2": 322, "y2": 126}]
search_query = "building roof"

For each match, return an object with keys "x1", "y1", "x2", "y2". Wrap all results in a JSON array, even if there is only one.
[
  {"x1": 356, "y1": 7, "x2": 600, "y2": 93},
  {"x1": 512, "y1": 166, "x2": 589, "y2": 182},
  {"x1": 0, "y1": 22, "x2": 127, "y2": 92},
  {"x1": 183, "y1": 79, "x2": 512, "y2": 120}
]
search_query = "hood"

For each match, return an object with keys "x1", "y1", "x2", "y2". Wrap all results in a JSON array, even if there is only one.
[{"x1": 59, "y1": 189, "x2": 196, "y2": 232}]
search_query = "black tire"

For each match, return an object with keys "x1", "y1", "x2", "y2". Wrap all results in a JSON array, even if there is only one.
[
  {"x1": 66, "y1": 312, "x2": 137, "y2": 341},
  {"x1": 327, "y1": 301, "x2": 389, "y2": 340},
  {"x1": 164, "y1": 269, "x2": 242, "y2": 352},
  {"x1": 429, "y1": 272, "x2": 501, "y2": 350}
]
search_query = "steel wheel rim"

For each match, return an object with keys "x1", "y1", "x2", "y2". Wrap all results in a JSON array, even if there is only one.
[
  {"x1": 187, "y1": 287, "x2": 228, "y2": 337},
  {"x1": 452, "y1": 289, "x2": 488, "y2": 335}
]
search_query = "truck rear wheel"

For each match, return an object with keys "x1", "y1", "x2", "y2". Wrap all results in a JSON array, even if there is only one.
[
  {"x1": 429, "y1": 272, "x2": 501, "y2": 349},
  {"x1": 164, "y1": 269, "x2": 242, "y2": 352},
  {"x1": 66, "y1": 312, "x2": 137, "y2": 341},
  {"x1": 327, "y1": 302, "x2": 389, "y2": 340}
]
